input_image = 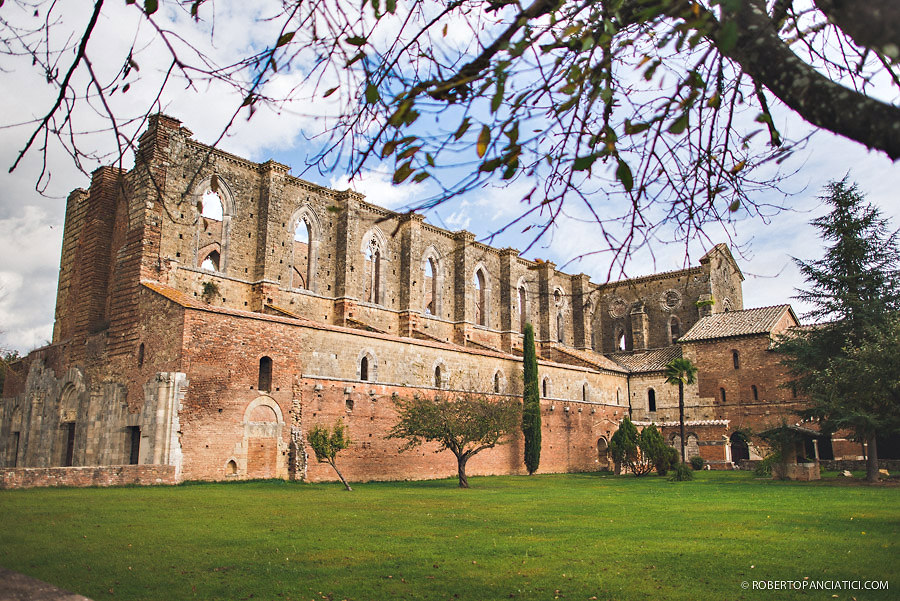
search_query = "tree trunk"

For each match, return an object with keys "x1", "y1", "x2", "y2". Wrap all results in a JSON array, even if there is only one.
[
  {"x1": 457, "y1": 454, "x2": 469, "y2": 488},
  {"x1": 865, "y1": 432, "x2": 879, "y2": 483},
  {"x1": 330, "y1": 461, "x2": 353, "y2": 491},
  {"x1": 678, "y1": 382, "x2": 686, "y2": 464}
]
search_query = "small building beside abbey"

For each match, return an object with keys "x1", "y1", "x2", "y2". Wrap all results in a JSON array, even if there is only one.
[{"x1": 0, "y1": 115, "x2": 865, "y2": 486}]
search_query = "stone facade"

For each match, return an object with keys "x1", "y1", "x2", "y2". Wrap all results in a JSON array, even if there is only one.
[{"x1": 0, "y1": 115, "x2": 864, "y2": 486}]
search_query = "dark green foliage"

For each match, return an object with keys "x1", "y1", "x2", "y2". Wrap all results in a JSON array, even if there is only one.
[
  {"x1": 610, "y1": 419, "x2": 673, "y2": 476},
  {"x1": 669, "y1": 463, "x2": 694, "y2": 481},
  {"x1": 754, "y1": 453, "x2": 781, "y2": 477},
  {"x1": 655, "y1": 446, "x2": 681, "y2": 476},
  {"x1": 200, "y1": 280, "x2": 219, "y2": 303},
  {"x1": 609, "y1": 415, "x2": 639, "y2": 474},
  {"x1": 775, "y1": 179, "x2": 900, "y2": 482},
  {"x1": 689, "y1": 455, "x2": 706, "y2": 470},
  {"x1": 308, "y1": 419, "x2": 353, "y2": 491},
  {"x1": 638, "y1": 424, "x2": 669, "y2": 476},
  {"x1": 521, "y1": 322, "x2": 541, "y2": 475},
  {"x1": 388, "y1": 393, "x2": 520, "y2": 488}
]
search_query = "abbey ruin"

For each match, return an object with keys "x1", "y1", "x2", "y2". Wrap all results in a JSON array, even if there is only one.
[{"x1": 0, "y1": 115, "x2": 864, "y2": 487}]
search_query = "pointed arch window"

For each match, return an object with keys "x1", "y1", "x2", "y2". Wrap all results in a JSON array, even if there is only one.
[
  {"x1": 669, "y1": 316, "x2": 681, "y2": 343},
  {"x1": 542, "y1": 378, "x2": 549, "y2": 398},
  {"x1": 648, "y1": 388, "x2": 657, "y2": 412},
  {"x1": 557, "y1": 312, "x2": 564, "y2": 343},
  {"x1": 434, "y1": 365, "x2": 442, "y2": 388},
  {"x1": 364, "y1": 238, "x2": 382, "y2": 304},
  {"x1": 616, "y1": 329, "x2": 626, "y2": 351},
  {"x1": 424, "y1": 257, "x2": 437, "y2": 315},
  {"x1": 474, "y1": 268, "x2": 487, "y2": 326},
  {"x1": 197, "y1": 185, "x2": 228, "y2": 272},
  {"x1": 494, "y1": 372, "x2": 501, "y2": 393},
  {"x1": 292, "y1": 218, "x2": 312, "y2": 289},
  {"x1": 200, "y1": 250, "x2": 220, "y2": 272},
  {"x1": 518, "y1": 286, "x2": 527, "y2": 332}
]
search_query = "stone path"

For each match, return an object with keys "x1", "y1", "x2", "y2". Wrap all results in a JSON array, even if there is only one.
[{"x1": 0, "y1": 569, "x2": 93, "y2": 601}]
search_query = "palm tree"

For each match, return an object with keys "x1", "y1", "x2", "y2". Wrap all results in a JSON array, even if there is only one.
[{"x1": 665, "y1": 357, "x2": 699, "y2": 463}]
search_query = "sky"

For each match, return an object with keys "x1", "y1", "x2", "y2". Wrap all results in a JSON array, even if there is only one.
[{"x1": 1, "y1": 1, "x2": 899, "y2": 355}]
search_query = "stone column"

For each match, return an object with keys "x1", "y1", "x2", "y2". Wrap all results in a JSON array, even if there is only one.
[
  {"x1": 398, "y1": 213, "x2": 425, "y2": 337},
  {"x1": 332, "y1": 190, "x2": 365, "y2": 326},
  {"x1": 630, "y1": 302, "x2": 649, "y2": 351},
  {"x1": 571, "y1": 273, "x2": 593, "y2": 349},
  {"x1": 452, "y1": 230, "x2": 475, "y2": 344},
  {"x1": 537, "y1": 261, "x2": 555, "y2": 342},
  {"x1": 498, "y1": 247, "x2": 519, "y2": 352},
  {"x1": 143, "y1": 372, "x2": 186, "y2": 480}
]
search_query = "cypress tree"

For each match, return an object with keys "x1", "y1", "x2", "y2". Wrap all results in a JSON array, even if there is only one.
[{"x1": 522, "y1": 322, "x2": 541, "y2": 474}]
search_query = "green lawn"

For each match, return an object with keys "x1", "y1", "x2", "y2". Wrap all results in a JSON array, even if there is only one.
[{"x1": 0, "y1": 472, "x2": 897, "y2": 600}]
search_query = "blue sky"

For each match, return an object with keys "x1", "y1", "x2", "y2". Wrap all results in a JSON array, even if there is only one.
[{"x1": 1, "y1": 1, "x2": 898, "y2": 354}]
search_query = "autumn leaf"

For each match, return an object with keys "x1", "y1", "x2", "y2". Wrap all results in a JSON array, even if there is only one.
[{"x1": 476, "y1": 126, "x2": 491, "y2": 158}]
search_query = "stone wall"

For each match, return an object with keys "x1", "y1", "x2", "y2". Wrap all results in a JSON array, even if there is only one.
[
  {"x1": 0, "y1": 465, "x2": 176, "y2": 489},
  {"x1": 103, "y1": 115, "x2": 741, "y2": 357}
]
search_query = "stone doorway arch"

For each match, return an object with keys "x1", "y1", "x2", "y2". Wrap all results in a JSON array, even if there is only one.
[
  {"x1": 238, "y1": 396, "x2": 285, "y2": 479},
  {"x1": 597, "y1": 437, "x2": 610, "y2": 470}
]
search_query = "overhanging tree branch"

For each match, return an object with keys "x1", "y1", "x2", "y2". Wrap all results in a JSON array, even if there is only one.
[{"x1": 718, "y1": 0, "x2": 900, "y2": 159}]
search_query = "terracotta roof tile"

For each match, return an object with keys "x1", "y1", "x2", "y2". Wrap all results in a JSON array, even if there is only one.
[
  {"x1": 678, "y1": 305, "x2": 793, "y2": 342},
  {"x1": 543, "y1": 344, "x2": 628, "y2": 373},
  {"x1": 607, "y1": 346, "x2": 682, "y2": 373}
]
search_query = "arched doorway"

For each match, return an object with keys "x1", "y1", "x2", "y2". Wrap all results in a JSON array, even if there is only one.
[
  {"x1": 597, "y1": 437, "x2": 610, "y2": 470},
  {"x1": 730, "y1": 431, "x2": 750, "y2": 463},
  {"x1": 243, "y1": 398, "x2": 284, "y2": 479}
]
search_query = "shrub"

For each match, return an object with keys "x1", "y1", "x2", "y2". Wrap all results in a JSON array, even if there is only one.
[
  {"x1": 669, "y1": 463, "x2": 693, "y2": 481},
  {"x1": 689, "y1": 455, "x2": 705, "y2": 470},
  {"x1": 201, "y1": 281, "x2": 219, "y2": 303},
  {"x1": 754, "y1": 453, "x2": 781, "y2": 477},
  {"x1": 609, "y1": 417, "x2": 639, "y2": 475},
  {"x1": 655, "y1": 446, "x2": 680, "y2": 476}
]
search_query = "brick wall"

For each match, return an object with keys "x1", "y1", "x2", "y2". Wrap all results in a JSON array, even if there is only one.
[
  {"x1": 0, "y1": 465, "x2": 176, "y2": 489},
  {"x1": 682, "y1": 328, "x2": 807, "y2": 434}
]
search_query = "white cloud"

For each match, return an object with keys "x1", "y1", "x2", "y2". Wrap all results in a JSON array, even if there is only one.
[
  {"x1": 0, "y1": 206, "x2": 63, "y2": 353},
  {"x1": 329, "y1": 163, "x2": 431, "y2": 211}
]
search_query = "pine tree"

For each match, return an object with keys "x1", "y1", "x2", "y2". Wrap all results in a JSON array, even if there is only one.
[
  {"x1": 776, "y1": 178, "x2": 900, "y2": 482},
  {"x1": 522, "y1": 322, "x2": 541, "y2": 475}
]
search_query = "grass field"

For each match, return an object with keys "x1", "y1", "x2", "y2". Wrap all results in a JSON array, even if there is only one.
[{"x1": 0, "y1": 471, "x2": 897, "y2": 600}]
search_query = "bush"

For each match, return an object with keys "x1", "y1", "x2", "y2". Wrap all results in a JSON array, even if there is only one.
[
  {"x1": 655, "y1": 446, "x2": 680, "y2": 476},
  {"x1": 689, "y1": 455, "x2": 705, "y2": 470},
  {"x1": 754, "y1": 453, "x2": 780, "y2": 477},
  {"x1": 669, "y1": 463, "x2": 693, "y2": 481}
]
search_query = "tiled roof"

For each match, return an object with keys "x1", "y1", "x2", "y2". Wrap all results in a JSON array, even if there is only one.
[
  {"x1": 678, "y1": 305, "x2": 794, "y2": 342},
  {"x1": 141, "y1": 280, "x2": 593, "y2": 370},
  {"x1": 632, "y1": 420, "x2": 729, "y2": 427},
  {"x1": 606, "y1": 345, "x2": 682, "y2": 373},
  {"x1": 543, "y1": 344, "x2": 628, "y2": 373}
]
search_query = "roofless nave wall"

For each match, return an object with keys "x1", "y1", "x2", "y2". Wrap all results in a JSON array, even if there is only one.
[
  {"x1": 2, "y1": 114, "x2": 836, "y2": 487},
  {"x1": 53, "y1": 114, "x2": 744, "y2": 359}
]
